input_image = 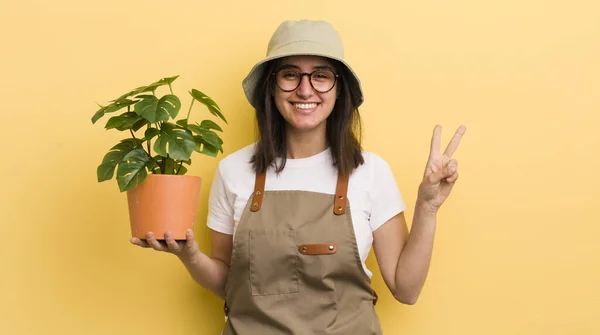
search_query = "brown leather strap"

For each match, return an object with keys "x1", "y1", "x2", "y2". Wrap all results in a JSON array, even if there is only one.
[
  {"x1": 250, "y1": 172, "x2": 266, "y2": 212},
  {"x1": 333, "y1": 173, "x2": 349, "y2": 215},
  {"x1": 253, "y1": 171, "x2": 347, "y2": 214},
  {"x1": 298, "y1": 243, "x2": 337, "y2": 255}
]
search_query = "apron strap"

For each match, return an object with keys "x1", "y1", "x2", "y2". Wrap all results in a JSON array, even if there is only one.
[
  {"x1": 250, "y1": 171, "x2": 266, "y2": 212},
  {"x1": 333, "y1": 173, "x2": 349, "y2": 215},
  {"x1": 251, "y1": 171, "x2": 349, "y2": 214}
]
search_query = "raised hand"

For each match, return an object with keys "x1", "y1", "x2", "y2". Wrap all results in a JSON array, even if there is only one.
[
  {"x1": 418, "y1": 125, "x2": 466, "y2": 211},
  {"x1": 130, "y1": 229, "x2": 200, "y2": 261}
]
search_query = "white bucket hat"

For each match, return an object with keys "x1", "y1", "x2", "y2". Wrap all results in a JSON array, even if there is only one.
[{"x1": 242, "y1": 20, "x2": 364, "y2": 108}]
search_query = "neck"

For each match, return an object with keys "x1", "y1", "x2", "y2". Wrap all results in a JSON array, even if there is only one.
[{"x1": 285, "y1": 124, "x2": 328, "y2": 159}]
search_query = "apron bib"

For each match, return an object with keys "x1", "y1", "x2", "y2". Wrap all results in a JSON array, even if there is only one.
[{"x1": 223, "y1": 172, "x2": 381, "y2": 334}]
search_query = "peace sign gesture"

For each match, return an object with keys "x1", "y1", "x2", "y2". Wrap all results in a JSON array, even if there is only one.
[{"x1": 418, "y1": 125, "x2": 467, "y2": 211}]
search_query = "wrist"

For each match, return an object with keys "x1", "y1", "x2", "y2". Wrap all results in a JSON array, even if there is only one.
[
  {"x1": 415, "y1": 198, "x2": 439, "y2": 216},
  {"x1": 177, "y1": 250, "x2": 200, "y2": 264}
]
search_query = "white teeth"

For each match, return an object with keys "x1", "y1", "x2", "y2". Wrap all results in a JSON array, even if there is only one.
[{"x1": 294, "y1": 103, "x2": 317, "y2": 109}]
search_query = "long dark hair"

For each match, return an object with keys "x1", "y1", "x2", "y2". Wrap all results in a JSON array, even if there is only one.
[{"x1": 250, "y1": 58, "x2": 364, "y2": 177}]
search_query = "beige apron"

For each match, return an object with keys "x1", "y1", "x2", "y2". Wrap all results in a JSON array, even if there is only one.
[{"x1": 223, "y1": 171, "x2": 382, "y2": 334}]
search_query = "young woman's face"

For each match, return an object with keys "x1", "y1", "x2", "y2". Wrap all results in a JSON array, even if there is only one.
[{"x1": 273, "y1": 55, "x2": 338, "y2": 133}]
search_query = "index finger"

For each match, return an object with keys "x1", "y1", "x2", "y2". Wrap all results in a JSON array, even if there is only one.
[
  {"x1": 443, "y1": 125, "x2": 467, "y2": 157},
  {"x1": 131, "y1": 237, "x2": 150, "y2": 248},
  {"x1": 430, "y1": 125, "x2": 442, "y2": 157}
]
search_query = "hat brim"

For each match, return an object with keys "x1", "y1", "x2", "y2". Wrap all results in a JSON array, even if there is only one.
[{"x1": 242, "y1": 41, "x2": 363, "y2": 108}]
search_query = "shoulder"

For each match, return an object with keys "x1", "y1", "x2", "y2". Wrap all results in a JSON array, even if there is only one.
[
  {"x1": 349, "y1": 151, "x2": 396, "y2": 189},
  {"x1": 218, "y1": 143, "x2": 255, "y2": 173},
  {"x1": 216, "y1": 143, "x2": 256, "y2": 187},
  {"x1": 361, "y1": 151, "x2": 390, "y2": 168},
  {"x1": 353, "y1": 150, "x2": 393, "y2": 176}
]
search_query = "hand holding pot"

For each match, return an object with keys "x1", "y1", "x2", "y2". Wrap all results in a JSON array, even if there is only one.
[{"x1": 131, "y1": 228, "x2": 199, "y2": 261}]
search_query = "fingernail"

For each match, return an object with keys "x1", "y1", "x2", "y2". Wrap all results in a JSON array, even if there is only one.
[
  {"x1": 165, "y1": 232, "x2": 172, "y2": 238},
  {"x1": 449, "y1": 167, "x2": 456, "y2": 174},
  {"x1": 147, "y1": 232, "x2": 154, "y2": 238}
]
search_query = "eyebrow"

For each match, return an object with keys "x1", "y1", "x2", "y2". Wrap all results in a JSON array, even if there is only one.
[{"x1": 278, "y1": 64, "x2": 335, "y2": 71}]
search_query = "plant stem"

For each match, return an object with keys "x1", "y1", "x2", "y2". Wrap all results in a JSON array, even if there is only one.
[
  {"x1": 168, "y1": 84, "x2": 173, "y2": 95},
  {"x1": 186, "y1": 97, "x2": 195, "y2": 121},
  {"x1": 160, "y1": 156, "x2": 166, "y2": 174},
  {"x1": 146, "y1": 124, "x2": 152, "y2": 157},
  {"x1": 175, "y1": 161, "x2": 183, "y2": 174},
  {"x1": 127, "y1": 106, "x2": 137, "y2": 138}
]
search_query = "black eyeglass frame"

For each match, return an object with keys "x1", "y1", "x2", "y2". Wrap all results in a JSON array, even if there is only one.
[{"x1": 272, "y1": 68, "x2": 340, "y2": 93}]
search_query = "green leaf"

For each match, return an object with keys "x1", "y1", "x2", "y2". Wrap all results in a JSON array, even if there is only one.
[
  {"x1": 188, "y1": 124, "x2": 223, "y2": 149},
  {"x1": 201, "y1": 130, "x2": 223, "y2": 149},
  {"x1": 186, "y1": 123, "x2": 202, "y2": 135},
  {"x1": 96, "y1": 139, "x2": 143, "y2": 182},
  {"x1": 158, "y1": 94, "x2": 181, "y2": 119},
  {"x1": 146, "y1": 158, "x2": 158, "y2": 171},
  {"x1": 156, "y1": 75, "x2": 180, "y2": 86},
  {"x1": 112, "y1": 75, "x2": 179, "y2": 102},
  {"x1": 113, "y1": 86, "x2": 155, "y2": 102},
  {"x1": 91, "y1": 99, "x2": 137, "y2": 124},
  {"x1": 105, "y1": 112, "x2": 147, "y2": 131},
  {"x1": 176, "y1": 165, "x2": 188, "y2": 175},
  {"x1": 116, "y1": 148, "x2": 150, "y2": 192},
  {"x1": 97, "y1": 158, "x2": 119, "y2": 182},
  {"x1": 200, "y1": 119, "x2": 223, "y2": 132},
  {"x1": 134, "y1": 96, "x2": 169, "y2": 123},
  {"x1": 144, "y1": 128, "x2": 160, "y2": 141},
  {"x1": 176, "y1": 119, "x2": 188, "y2": 128},
  {"x1": 91, "y1": 105, "x2": 108, "y2": 124},
  {"x1": 189, "y1": 89, "x2": 227, "y2": 124},
  {"x1": 195, "y1": 140, "x2": 219, "y2": 157},
  {"x1": 131, "y1": 118, "x2": 148, "y2": 132},
  {"x1": 164, "y1": 157, "x2": 176, "y2": 175},
  {"x1": 153, "y1": 122, "x2": 195, "y2": 161},
  {"x1": 134, "y1": 94, "x2": 156, "y2": 100}
]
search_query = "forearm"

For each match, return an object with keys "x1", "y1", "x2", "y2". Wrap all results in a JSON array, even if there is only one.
[
  {"x1": 394, "y1": 200, "x2": 437, "y2": 304},
  {"x1": 179, "y1": 252, "x2": 230, "y2": 300}
]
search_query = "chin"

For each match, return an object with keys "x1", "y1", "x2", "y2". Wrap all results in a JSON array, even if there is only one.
[{"x1": 287, "y1": 118, "x2": 326, "y2": 132}]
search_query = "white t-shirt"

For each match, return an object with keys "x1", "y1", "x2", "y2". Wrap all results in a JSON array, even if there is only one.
[{"x1": 207, "y1": 143, "x2": 406, "y2": 278}]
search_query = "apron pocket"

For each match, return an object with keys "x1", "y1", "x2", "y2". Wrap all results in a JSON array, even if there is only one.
[{"x1": 249, "y1": 229, "x2": 299, "y2": 296}]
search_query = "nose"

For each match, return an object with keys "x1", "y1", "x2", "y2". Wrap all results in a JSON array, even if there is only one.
[{"x1": 295, "y1": 74, "x2": 314, "y2": 99}]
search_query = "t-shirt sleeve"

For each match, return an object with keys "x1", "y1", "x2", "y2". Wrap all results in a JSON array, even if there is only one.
[
  {"x1": 206, "y1": 163, "x2": 235, "y2": 235},
  {"x1": 369, "y1": 155, "x2": 407, "y2": 231}
]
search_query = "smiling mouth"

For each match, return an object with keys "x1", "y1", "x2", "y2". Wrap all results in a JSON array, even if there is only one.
[{"x1": 292, "y1": 102, "x2": 319, "y2": 110}]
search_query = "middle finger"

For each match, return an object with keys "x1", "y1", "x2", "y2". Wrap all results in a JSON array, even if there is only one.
[
  {"x1": 146, "y1": 232, "x2": 167, "y2": 251},
  {"x1": 443, "y1": 125, "x2": 466, "y2": 158},
  {"x1": 164, "y1": 232, "x2": 181, "y2": 252}
]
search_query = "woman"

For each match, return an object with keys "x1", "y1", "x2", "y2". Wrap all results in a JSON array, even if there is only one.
[{"x1": 132, "y1": 20, "x2": 466, "y2": 334}]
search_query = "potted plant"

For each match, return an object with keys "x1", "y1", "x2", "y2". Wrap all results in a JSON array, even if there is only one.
[{"x1": 91, "y1": 75, "x2": 227, "y2": 240}]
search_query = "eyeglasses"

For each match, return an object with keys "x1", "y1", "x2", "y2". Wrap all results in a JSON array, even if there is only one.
[{"x1": 273, "y1": 68, "x2": 339, "y2": 93}]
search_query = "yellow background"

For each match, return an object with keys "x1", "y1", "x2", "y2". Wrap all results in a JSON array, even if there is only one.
[{"x1": 1, "y1": 0, "x2": 599, "y2": 334}]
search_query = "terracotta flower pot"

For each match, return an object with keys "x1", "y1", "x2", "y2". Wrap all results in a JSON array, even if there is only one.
[{"x1": 126, "y1": 174, "x2": 202, "y2": 240}]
